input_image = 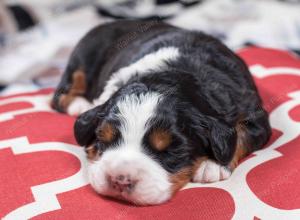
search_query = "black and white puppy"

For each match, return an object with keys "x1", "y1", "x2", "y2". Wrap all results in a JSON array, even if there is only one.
[{"x1": 52, "y1": 20, "x2": 271, "y2": 205}]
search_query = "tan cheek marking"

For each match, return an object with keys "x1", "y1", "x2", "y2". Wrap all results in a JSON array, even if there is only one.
[
  {"x1": 85, "y1": 144, "x2": 100, "y2": 161},
  {"x1": 58, "y1": 70, "x2": 86, "y2": 111},
  {"x1": 149, "y1": 129, "x2": 172, "y2": 151},
  {"x1": 98, "y1": 123, "x2": 115, "y2": 143},
  {"x1": 169, "y1": 167, "x2": 193, "y2": 196},
  {"x1": 169, "y1": 157, "x2": 209, "y2": 195}
]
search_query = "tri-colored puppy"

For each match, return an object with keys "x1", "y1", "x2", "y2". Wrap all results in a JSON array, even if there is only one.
[{"x1": 52, "y1": 20, "x2": 271, "y2": 205}]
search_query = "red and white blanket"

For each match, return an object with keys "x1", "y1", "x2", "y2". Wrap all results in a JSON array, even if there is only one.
[{"x1": 1, "y1": 47, "x2": 300, "y2": 220}]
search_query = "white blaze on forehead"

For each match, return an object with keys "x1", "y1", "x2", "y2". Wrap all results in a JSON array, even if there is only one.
[
  {"x1": 116, "y1": 92, "x2": 161, "y2": 148},
  {"x1": 93, "y1": 47, "x2": 179, "y2": 106}
]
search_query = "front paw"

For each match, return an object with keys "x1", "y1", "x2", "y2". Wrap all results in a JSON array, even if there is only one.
[
  {"x1": 192, "y1": 159, "x2": 232, "y2": 183},
  {"x1": 67, "y1": 97, "x2": 93, "y2": 116}
]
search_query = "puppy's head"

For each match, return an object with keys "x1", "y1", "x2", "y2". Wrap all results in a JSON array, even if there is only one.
[{"x1": 74, "y1": 84, "x2": 236, "y2": 205}]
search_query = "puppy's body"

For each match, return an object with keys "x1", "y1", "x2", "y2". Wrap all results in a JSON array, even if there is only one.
[{"x1": 52, "y1": 20, "x2": 271, "y2": 205}]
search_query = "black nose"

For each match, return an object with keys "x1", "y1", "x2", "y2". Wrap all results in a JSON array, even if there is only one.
[{"x1": 110, "y1": 175, "x2": 135, "y2": 193}]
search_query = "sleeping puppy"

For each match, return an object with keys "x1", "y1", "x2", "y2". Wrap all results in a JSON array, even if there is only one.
[{"x1": 51, "y1": 20, "x2": 271, "y2": 205}]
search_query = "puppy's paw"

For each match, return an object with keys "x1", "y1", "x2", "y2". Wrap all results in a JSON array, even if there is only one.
[
  {"x1": 67, "y1": 97, "x2": 93, "y2": 116},
  {"x1": 192, "y1": 159, "x2": 232, "y2": 183}
]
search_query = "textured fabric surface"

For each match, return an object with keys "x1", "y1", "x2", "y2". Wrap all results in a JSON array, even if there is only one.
[{"x1": 0, "y1": 47, "x2": 300, "y2": 219}]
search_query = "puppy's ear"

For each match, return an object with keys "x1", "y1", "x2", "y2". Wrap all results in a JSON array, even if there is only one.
[
  {"x1": 208, "y1": 118, "x2": 237, "y2": 165},
  {"x1": 74, "y1": 105, "x2": 103, "y2": 146}
]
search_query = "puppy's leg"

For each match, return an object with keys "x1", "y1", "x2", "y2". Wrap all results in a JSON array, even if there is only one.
[
  {"x1": 193, "y1": 113, "x2": 270, "y2": 183},
  {"x1": 192, "y1": 135, "x2": 247, "y2": 183},
  {"x1": 192, "y1": 158, "x2": 233, "y2": 183},
  {"x1": 51, "y1": 68, "x2": 93, "y2": 116}
]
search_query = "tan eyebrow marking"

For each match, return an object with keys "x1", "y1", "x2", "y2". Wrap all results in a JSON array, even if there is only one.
[
  {"x1": 149, "y1": 129, "x2": 172, "y2": 151},
  {"x1": 98, "y1": 123, "x2": 116, "y2": 143}
]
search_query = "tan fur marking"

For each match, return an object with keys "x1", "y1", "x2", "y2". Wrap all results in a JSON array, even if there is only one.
[
  {"x1": 98, "y1": 123, "x2": 115, "y2": 143},
  {"x1": 229, "y1": 122, "x2": 249, "y2": 170},
  {"x1": 58, "y1": 94, "x2": 75, "y2": 110},
  {"x1": 58, "y1": 70, "x2": 86, "y2": 111},
  {"x1": 69, "y1": 70, "x2": 86, "y2": 96},
  {"x1": 85, "y1": 144, "x2": 100, "y2": 160},
  {"x1": 149, "y1": 129, "x2": 172, "y2": 151}
]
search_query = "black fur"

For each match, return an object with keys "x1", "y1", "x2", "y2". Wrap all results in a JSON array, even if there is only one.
[{"x1": 54, "y1": 20, "x2": 271, "y2": 173}]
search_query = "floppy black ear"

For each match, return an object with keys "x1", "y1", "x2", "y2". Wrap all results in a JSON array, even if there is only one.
[
  {"x1": 74, "y1": 105, "x2": 103, "y2": 146},
  {"x1": 208, "y1": 118, "x2": 237, "y2": 165}
]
